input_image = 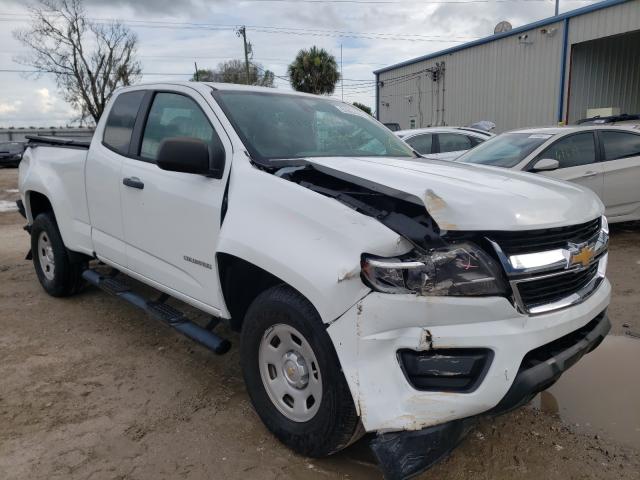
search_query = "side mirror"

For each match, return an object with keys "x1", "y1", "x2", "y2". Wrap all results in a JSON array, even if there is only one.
[
  {"x1": 157, "y1": 137, "x2": 225, "y2": 178},
  {"x1": 530, "y1": 158, "x2": 559, "y2": 172}
]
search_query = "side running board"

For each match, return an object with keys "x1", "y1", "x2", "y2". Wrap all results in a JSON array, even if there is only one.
[{"x1": 82, "y1": 269, "x2": 231, "y2": 354}]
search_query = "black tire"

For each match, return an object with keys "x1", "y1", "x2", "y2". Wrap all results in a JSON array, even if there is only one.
[
  {"x1": 241, "y1": 285, "x2": 360, "y2": 457},
  {"x1": 31, "y1": 212, "x2": 85, "y2": 297}
]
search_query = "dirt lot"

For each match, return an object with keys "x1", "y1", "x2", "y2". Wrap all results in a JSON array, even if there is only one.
[{"x1": 1, "y1": 168, "x2": 639, "y2": 480}]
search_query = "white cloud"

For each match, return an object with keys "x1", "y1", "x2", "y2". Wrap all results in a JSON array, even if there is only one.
[
  {"x1": 0, "y1": 100, "x2": 21, "y2": 115},
  {"x1": 37, "y1": 88, "x2": 54, "y2": 113}
]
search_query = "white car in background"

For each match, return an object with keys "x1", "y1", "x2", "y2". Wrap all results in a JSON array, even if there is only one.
[
  {"x1": 457, "y1": 125, "x2": 640, "y2": 223},
  {"x1": 396, "y1": 127, "x2": 494, "y2": 160}
]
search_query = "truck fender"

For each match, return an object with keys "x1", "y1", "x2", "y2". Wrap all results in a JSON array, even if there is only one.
[{"x1": 215, "y1": 160, "x2": 412, "y2": 324}]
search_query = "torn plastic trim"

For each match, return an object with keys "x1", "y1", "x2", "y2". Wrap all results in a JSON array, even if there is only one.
[
  {"x1": 370, "y1": 418, "x2": 473, "y2": 480},
  {"x1": 276, "y1": 163, "x2": 444, "y2": 251}
]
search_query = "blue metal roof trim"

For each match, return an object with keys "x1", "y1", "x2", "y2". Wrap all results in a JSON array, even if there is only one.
[{"x1": 373, "y1": 0, "x2": 630, "y2": 74}]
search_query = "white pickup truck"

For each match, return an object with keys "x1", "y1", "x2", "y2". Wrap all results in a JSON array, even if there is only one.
[{"x1": 18, "y1": 82, "x2": 611, "y2": 479}]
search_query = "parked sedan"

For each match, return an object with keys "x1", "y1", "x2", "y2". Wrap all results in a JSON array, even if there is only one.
[
  {"x1": 0, "y1": 142, "x2": 24, "y2": 167},
  {"x1": 457, "y1": 125, "x2": 640, "y2": 223},
  {"x1": 396, "y1": 127, "x2": 493, "y2": 160}
]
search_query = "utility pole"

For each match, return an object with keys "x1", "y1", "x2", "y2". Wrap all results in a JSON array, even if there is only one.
[
  {"x1": 237, "y1": 26, "x2": 251, "y2": 85},
  {"x1": 555, "y1": 0, "x2": 559, "y2": 16},
  {"x1": 340, "y1": 44, "x2": 343, "y2": 101}
]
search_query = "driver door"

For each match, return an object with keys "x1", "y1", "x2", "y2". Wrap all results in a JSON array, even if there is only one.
[{"x1": 119, "y1": 86, "x2": 231, "y2": 312}]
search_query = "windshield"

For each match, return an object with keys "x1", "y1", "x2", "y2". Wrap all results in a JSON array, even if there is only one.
[
  {"x1": 457, "y1": 133, "x2": 551, "y2": 167},
  {"x1": 213, "y1": 90, "x2": 414, "y2": 163}
]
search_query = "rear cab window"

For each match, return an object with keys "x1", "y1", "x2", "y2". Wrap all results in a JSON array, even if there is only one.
[{"x1": 102, "y1": 90, "x2": 146, "y2": 155}]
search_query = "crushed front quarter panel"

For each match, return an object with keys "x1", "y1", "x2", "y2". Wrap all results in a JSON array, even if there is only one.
[{"x1": 215, "y1": 155, "x2": 414, "y2": 322}]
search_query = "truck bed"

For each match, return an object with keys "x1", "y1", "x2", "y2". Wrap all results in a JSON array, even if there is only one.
[{"x1": 25, "y1": 135, "x2": 91, "y2": 149}]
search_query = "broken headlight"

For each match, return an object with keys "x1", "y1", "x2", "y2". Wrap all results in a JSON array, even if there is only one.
[{"x1": 361, "y1": 242, "x2": 507, "y2": 296}]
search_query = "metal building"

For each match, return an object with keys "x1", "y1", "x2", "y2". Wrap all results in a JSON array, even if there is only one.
[{"x1": 375, "y1": 0, "x2": 640, "y2": 132}]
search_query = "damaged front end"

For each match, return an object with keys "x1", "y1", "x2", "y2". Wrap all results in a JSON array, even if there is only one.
[
  {"x1": 272, "y1": 159, "x2": 609, "y2": 480},
  {"x1": 276, "y1": 163, "x2": 508, "y2": 299},
  {"x1": 360, "y1": 242, "x2": 507, "y2": 297},
  {"x1": 275, "y1": 163, "x2": 443, "y2": 251},
  {"x1": 276, "y1": 163, "x2": 499, "y2": 478}
]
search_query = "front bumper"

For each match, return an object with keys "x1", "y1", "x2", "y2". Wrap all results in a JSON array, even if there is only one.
[
  {"x1": 367, "y1": 309, "x2": 610, "y2": 480},
  {"x1": 327, "y1": 277, "x2": 611, "y2": 432}
]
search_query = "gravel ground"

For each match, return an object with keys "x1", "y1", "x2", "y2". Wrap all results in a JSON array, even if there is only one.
[{"x1": 1, "y1": 168, "x2": 639, "y2": 480}]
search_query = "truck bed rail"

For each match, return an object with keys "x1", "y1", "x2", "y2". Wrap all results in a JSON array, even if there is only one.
[{"x1": 25, "y1": 135, "x2": 91, "y2": 149}]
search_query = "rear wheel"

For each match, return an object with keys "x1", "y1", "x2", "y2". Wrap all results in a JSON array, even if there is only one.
[
  {"x1": 31, "y1": 213, "x2": 85, "y2": 297},
  {"x1": 241, "y1": 285, "x2": 360, "y2": 457}
]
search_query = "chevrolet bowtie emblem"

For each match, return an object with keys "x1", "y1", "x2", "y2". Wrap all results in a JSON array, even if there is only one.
[{"x1": 571, "y1": 245, "x2": 595, "y2": 267}]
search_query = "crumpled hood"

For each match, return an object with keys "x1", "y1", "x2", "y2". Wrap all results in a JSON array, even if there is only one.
[{"x1": 302, "y1": 156, "x2": 603, "y2": 231}]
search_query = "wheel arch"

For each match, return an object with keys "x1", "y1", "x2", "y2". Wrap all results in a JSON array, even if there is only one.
[
  {"x1": 217, "y1": 253, "x2": 293, "y2": 331},
  {"x1": 26, "y1": 190, "x2": 55, "y2": 222}
]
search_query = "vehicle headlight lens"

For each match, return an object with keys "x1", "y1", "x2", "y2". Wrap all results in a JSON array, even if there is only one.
[
  {"x1": 361, "y1": 242, "x2": 507, "y2": 296},
  {"x1": 601, "y1": 215, "x2": 609, "y2": 234}
]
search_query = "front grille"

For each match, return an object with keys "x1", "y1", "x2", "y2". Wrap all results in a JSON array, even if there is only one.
[
  {"x1": 487, "y1": 218, "x2": 601, "y2": 255},
  {"x1": 517, "y1": 262, "x2": 599, "y2": 309}
]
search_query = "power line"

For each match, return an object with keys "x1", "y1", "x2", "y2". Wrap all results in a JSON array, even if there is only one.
[
  {"x1": 0, "y1": 14, "x2": 479, "y2": 40},
  {"x1": 0, "y1": 14, "x2": 482, "y2": 43},
  {"x1": 248, "y1": 28, "x2": 471, "y2": 42},
  {"x1": 0, "y1": 69, "x2": 191, "y2": 76},
  {"x1": 0, "y1": 51, "x2": 389, "y2": 67},
  {"x1": 0, "y1": 66, "x2": 377, "y2": 84}
]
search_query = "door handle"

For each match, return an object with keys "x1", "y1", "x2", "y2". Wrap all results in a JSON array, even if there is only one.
[
  {"x1": 583, "y1": 171, "x2": 598, "y2": 178},
  {"x1": 123, "y1": 176, "x2": 144, "y2": 189}
]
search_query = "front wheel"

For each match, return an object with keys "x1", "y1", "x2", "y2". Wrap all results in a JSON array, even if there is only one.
[
  {"x1": 240, "y1": 285, "x2": 360, "y2": 457},
  {"x1": 31, "y1": 213, "x2": 84, "y2": 297}
]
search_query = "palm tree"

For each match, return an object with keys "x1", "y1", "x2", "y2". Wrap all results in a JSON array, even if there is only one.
[{"x1": 288, "y1": 47, "x2": 340, "y2": 95}]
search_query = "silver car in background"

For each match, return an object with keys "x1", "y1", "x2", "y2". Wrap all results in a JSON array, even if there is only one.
[
  {"x1": 395, "y1": 127, "x2": 494, "y2": 160},
  {"x1": 457, "y1": 125, "x2": 640, "y2": 223}
]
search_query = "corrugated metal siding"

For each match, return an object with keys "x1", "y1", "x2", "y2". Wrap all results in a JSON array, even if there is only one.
[
  {"x1": 568, "y1": 0, "x2": 640, "y2": 44},
  {"x1": 378, "y1": 0, "x2": 640, "y2": 132},
  {"x1": 568, "y1": 30, "x2": 640, "y2": 122},
  {"x1": 379, "y1": 22, "x2": 564, "y2": 132}
]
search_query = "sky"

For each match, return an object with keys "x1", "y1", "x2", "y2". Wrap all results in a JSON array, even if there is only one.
[{"x1": 0, "y1": 0, "x2": 604, "y2": 127}]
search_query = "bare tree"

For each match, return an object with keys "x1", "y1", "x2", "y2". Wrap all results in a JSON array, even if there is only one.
[{"x1": 13, "y1": 0, "x2": 142, "y2": 124}]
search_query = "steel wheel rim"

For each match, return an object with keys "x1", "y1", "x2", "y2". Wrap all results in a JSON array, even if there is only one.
[
  {"x1": 258, "y1": 323, "x2": 322, "y2": 422},
  {"x1": 37, "y1": 231, "x2": 55, "y2": 281}
]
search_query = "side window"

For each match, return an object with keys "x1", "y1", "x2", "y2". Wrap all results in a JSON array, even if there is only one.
[
  {"x1": 537, "y1": 132, "x2": 596, "y2": 168},
  {"x1": 405, "y1": 134, "x2": 433, "y2": 154},
  {"x1": 438, "y1": 133, "x2": 472, "y2": 153},
  {"x1": 600, "y1": 131, "x2": 640, "y2": 161},
  {"x1": 468, "y1": 136, "x2": 485, "y2": 147},
  {"x1": 103, "y1": 90, "x2": 146, "y2": 155},
  {"x1": 140, "y1": 92, "x2": 223, "y2": 162}
]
